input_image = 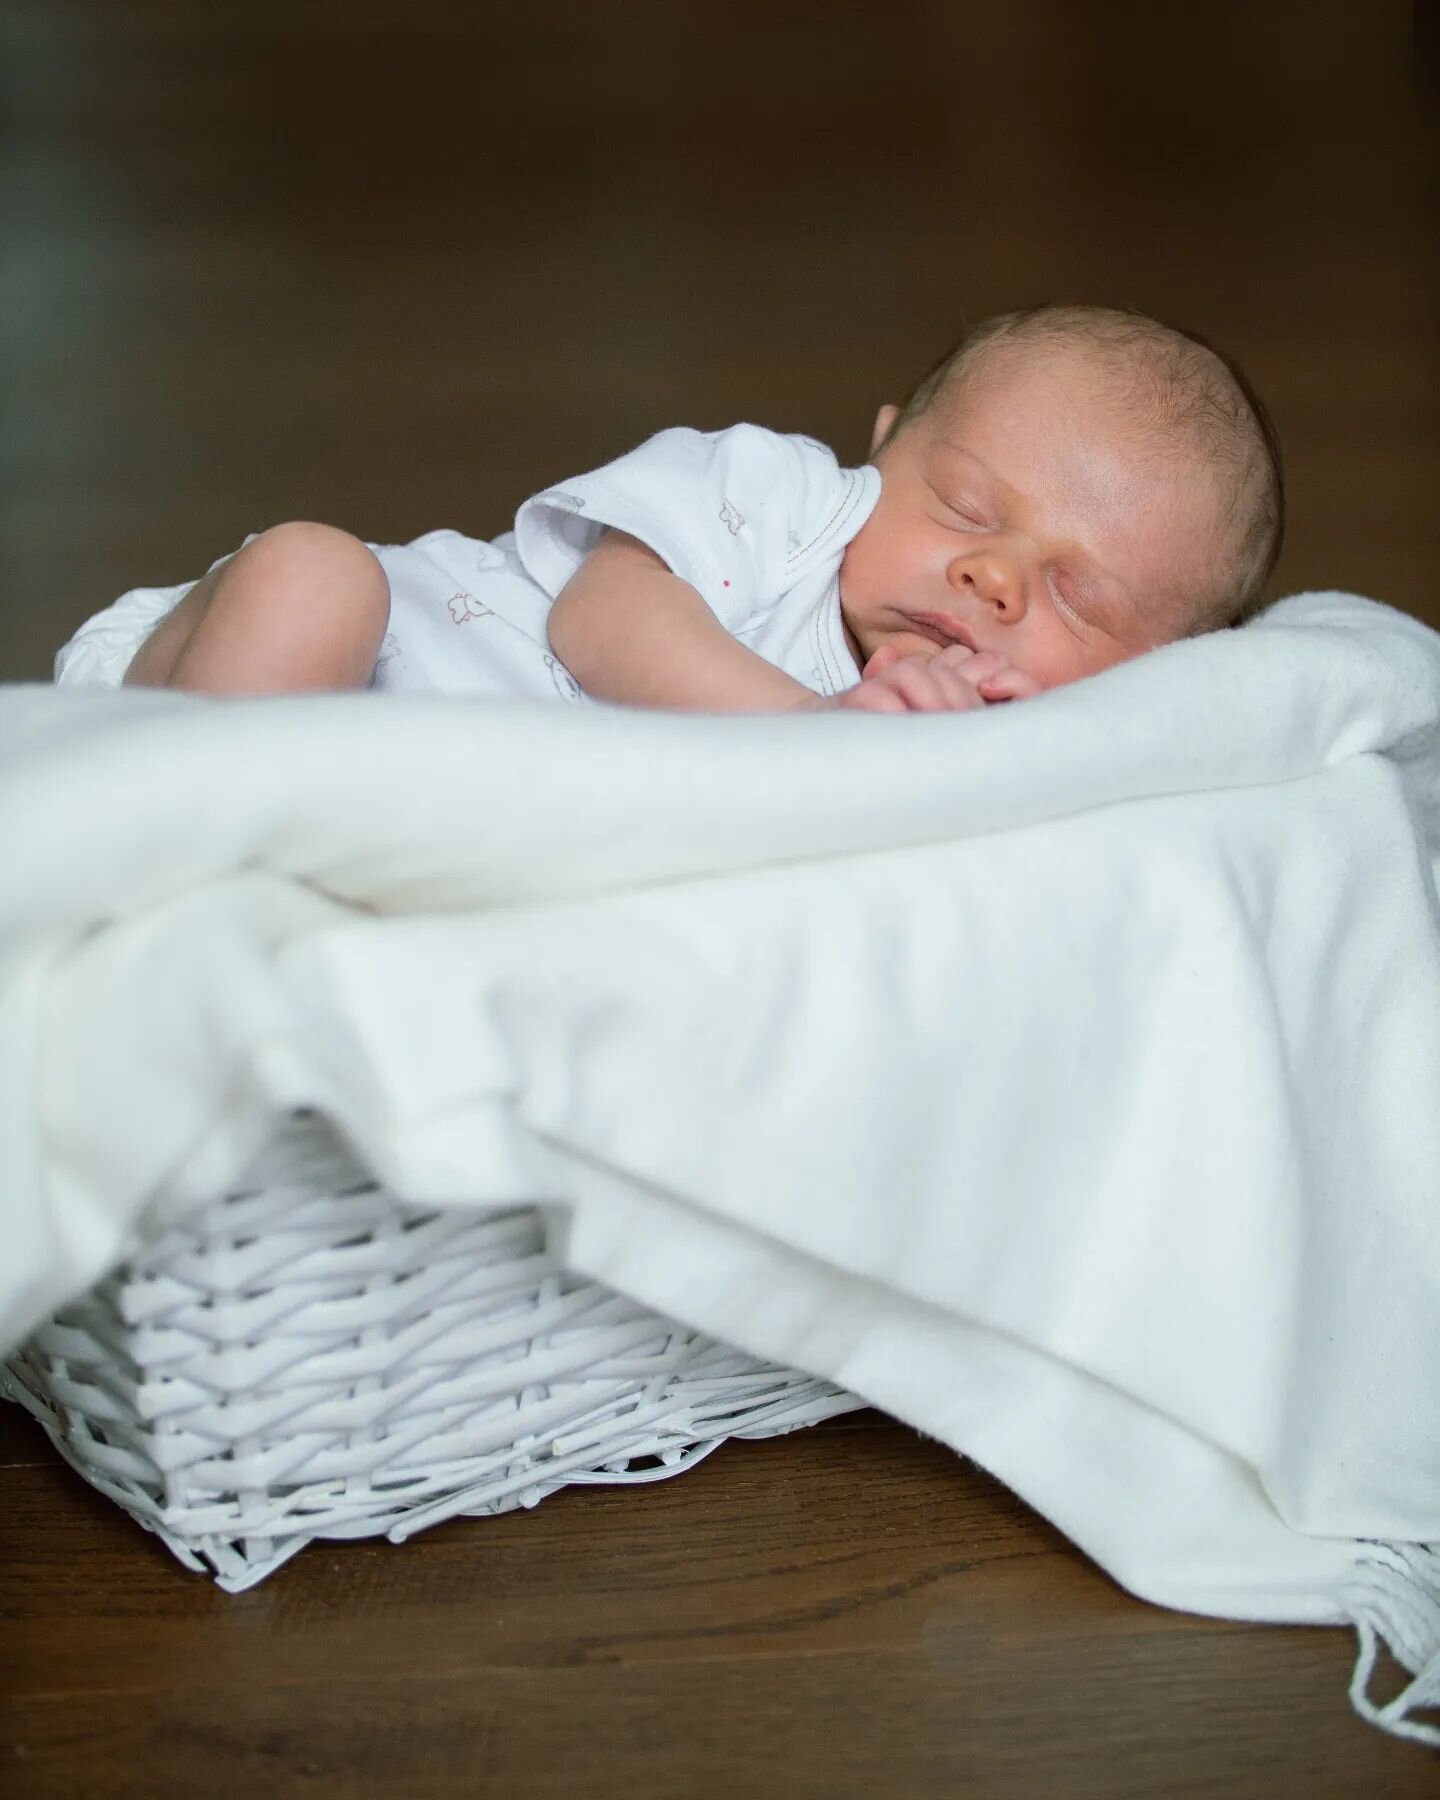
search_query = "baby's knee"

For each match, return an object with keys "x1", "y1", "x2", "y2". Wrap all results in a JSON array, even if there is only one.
[{"x1": 243, "y1": 522, "x2": 388, "y2": 621}]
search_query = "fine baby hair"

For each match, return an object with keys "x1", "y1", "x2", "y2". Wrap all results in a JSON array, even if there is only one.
[{"x1": 881, "y1": 302, "x2": 1286, "y2": 631}]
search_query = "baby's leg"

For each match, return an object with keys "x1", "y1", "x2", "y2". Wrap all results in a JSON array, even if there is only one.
[{"x1": 123, "y1": 522, "x2": 390, "y2": 694}]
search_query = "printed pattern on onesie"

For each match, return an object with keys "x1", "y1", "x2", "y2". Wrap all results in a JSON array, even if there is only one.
[
  {"x1": 511, "y1": 424, "x2": 880, "y2": 694},
  {"x1": 365, "y1": 528, "x2": 587, "y2": 702}
]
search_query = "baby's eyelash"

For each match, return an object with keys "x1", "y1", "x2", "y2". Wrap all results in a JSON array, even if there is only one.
[
  {"x1": 928, "y1": 480, "x2": 989, "y2": 528},
  {"x1": 1048, "y1": 576, "x2": 1088, "y2": 625}
]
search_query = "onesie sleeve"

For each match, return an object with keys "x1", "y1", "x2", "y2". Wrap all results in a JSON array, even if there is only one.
[{"x1": 513, "y1": 423, "x2": 874, "y2": 634}]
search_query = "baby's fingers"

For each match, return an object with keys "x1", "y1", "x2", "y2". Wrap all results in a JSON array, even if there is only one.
[
  {"x1": 861, "y1": 645, "x2": 903, "y2": 680},
  {"x1": 879, "y1": 658, "x2": 976, "y2": 712},
  {"x1": 976, "y1": 666, "x2": 1043, "y2": 703},
  {"x1": 930, "y1": 645, "x2": 1005, "y2": 686},
  {"x1": 829, "y1": 681, "x2": 909, "y2": 714}
]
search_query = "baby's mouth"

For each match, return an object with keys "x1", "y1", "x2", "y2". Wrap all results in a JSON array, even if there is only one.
[{"x1": 904, "y1": 611, "x2": 981, "y2": 655}]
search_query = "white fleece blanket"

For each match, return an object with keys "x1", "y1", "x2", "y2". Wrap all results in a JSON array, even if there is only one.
[{"x1": 3, "y1": 592, "x2": 1440, "y2": 1732}]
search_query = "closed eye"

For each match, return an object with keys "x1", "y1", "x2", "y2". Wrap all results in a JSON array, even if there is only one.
[
  {"x1": 926, "y1": 477, "x2": 991, "y2": 529},
  {"x1": 945, "y1": 499, "x2": 988, "y2": 529},
  {"x1": 1048, "y1": 573, "x2": 1091, "y2": 628}
]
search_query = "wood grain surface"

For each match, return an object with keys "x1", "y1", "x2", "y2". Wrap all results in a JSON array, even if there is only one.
[
  {"x1": 2, "y1": 1404, "x2": 1436, "y2": 1799},
  {"x1": 1, "y1": 4, "x2": 1436, "y2": 1795}
]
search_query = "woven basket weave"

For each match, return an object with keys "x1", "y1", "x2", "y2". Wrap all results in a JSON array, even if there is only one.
[{"x1": 3, "y1": 1113, "x2": 860, "y2": 1590}]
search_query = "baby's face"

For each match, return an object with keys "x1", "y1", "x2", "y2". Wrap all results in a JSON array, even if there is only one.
[{"x1": 839, "y1": 347, "x2": 1226, "y2": 691}]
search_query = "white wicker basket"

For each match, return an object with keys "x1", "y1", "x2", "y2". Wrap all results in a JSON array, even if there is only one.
[{"x1": 3, "y1": 1112, "x2": 861, "y2": 1590}]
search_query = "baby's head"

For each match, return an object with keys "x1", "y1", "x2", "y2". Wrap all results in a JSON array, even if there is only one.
[{"x1": 839, "y1": 303, "x2": 1285, "y2": 691}]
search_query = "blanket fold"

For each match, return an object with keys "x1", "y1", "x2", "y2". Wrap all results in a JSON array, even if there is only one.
[{"x1": 3, "y1": 591, "x2": 1439, "y2": 1741}]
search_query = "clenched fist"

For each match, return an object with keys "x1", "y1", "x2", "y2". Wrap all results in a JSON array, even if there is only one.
[{"x1": 811, "y1": 642, "x2": 1043, "y2": 714}]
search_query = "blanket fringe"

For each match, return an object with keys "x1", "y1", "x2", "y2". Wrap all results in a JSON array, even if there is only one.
[{"x1": 1342, "y1": 1542, "x2": 1440, "y2": 1746}]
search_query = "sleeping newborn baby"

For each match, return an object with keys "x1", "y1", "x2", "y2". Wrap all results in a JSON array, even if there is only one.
[{"x1": 56, "y1": 303, "x2": 1285, "y2": 713}]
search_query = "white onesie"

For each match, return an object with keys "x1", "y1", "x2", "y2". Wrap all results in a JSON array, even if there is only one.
[{"x1": 53, "y1": 424, "x2": 882, "y2": 702}]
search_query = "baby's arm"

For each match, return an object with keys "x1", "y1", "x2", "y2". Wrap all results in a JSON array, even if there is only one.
[
  {"x1": 547, "y1": 529, "x2": 820, "y2": 712},
  {"x1": 548, "y1": 529, "x2": 1038, "y2": 715}
]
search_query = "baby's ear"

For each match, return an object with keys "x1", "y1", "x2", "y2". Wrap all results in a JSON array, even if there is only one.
[{"x1": 869, "y1": 404, "x2": 902, "y2": 456}]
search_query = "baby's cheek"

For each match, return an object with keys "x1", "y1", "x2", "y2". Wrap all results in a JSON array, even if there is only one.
[{"x1": 1033, "y1": 643, "x2": 1128, "y2": 690}]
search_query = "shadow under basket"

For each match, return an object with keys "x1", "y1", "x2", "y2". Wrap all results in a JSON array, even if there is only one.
[{"x1": 3, "y1": 1114, "x2": 861, "y2": 1591}]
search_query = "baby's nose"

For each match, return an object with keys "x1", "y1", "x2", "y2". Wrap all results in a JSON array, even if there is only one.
[{"x1": 949, "y1": 550, "x2": 1024, "y2": 617}]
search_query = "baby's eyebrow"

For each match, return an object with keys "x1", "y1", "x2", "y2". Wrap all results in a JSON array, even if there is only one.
[
  {"x1": 932, "y1": 439, "x2": 996, "y2": 481},
  {"x1": 927, "y1": 446, "x2": 1012, "y2": 516}
]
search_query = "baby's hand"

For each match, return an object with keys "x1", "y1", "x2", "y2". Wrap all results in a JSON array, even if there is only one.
[{"x1": 818, "y1": 643, "x2": 1041, "y2": 714}]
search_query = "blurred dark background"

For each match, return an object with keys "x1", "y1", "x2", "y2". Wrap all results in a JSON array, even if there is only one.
[{"x1": 0, "y1": 0, "x2": 1435, "y2": 680}]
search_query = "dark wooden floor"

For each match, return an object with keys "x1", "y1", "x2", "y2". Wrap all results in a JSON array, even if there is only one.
[
  {"x1": 3, "y1": 1403, "x2": 1436, "y2": 1800},
  {"x1": 2, "y1": 3, "x2": 1437, "y2": 1794}
]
